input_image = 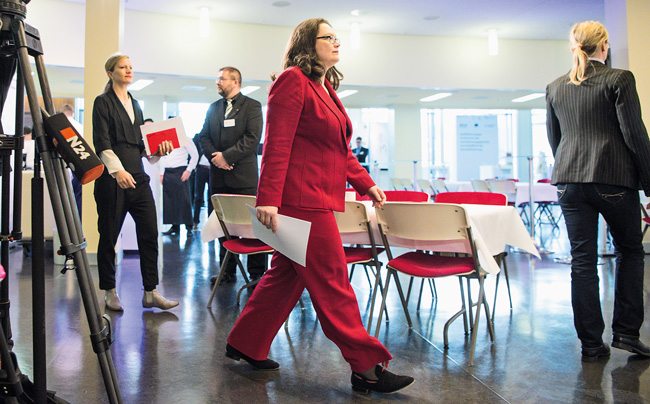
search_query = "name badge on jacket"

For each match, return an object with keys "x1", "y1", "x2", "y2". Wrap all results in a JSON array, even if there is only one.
[{"x1": 224, "y1": 119, "x2": 235, "y2": 128}]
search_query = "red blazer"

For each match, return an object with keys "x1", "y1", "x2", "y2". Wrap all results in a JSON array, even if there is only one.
[{"x1": 257, "y1": 67, "x2": 374, "y2": 212}]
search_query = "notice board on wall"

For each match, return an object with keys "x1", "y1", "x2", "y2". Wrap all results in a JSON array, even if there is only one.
[{"x1": 456, "y1": 115, "x2": 498, "y2": 181}]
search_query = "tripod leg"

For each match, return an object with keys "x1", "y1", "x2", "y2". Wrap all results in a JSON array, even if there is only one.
[{"x1": 12, "y1": 19, "x2": 122, "y2": 404}]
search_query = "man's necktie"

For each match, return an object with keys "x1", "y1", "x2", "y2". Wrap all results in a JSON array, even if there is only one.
[{"x1": 225, "y1": 99, "x2": 232, "y2": 119}]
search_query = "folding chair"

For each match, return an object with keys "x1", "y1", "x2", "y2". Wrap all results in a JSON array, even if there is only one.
[
  {"x1": 416, "y1": 179, "x2": 435, "y2": 198},
  {"x1": 486, "y1": 179, "x2": 517, "y2": 206},
  {"x1": 390, "y1": 177, "x2": 406, "y2": 190},
  {"x1": 471, "y1": 179, "x2": 491, "y2": 193},
  {"x1": 372, "y1": 202, "x2": 495, "y2": 366},
  {"x1": 400, "y1": 178, "x2": 413, "y2": 190},
  {"x1": 207, "y1": 194, "x2": 274, "y2": 308},
  {"x1": 430, "y1": 179, "x2": 449, "y2": 196},
  {"x1": 334, "y1": 201, "x2": 387, "y2": 330},
  {"x1": 434, "y1": 192, "x2": 511, "y2": 323}
]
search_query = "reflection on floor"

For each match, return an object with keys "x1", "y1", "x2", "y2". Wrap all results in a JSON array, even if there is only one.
[{"x1": 4, "y1": 218, "x2": 650, "y2": 404}]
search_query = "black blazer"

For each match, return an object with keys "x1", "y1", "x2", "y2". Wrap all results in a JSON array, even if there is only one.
[
  {"x1": 92, "y1": 90, "x2": 146, "y2": 175},
  {"x1": 198, "y1": 92, "x2": 263, "y2": 189},
  {"x1": 546, "y1": 61, "x2": 650, "y2": 195}
]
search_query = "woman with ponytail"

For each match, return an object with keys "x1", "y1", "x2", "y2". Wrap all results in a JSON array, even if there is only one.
[
  {"x1": 93, "y1": 53, "x2": 178, "y2": 312},
  {"x1": 547, "y1": 21, "x2": 650, "y2": 363}
]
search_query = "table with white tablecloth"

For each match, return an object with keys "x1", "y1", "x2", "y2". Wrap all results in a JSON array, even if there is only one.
[{"x1": 514, "y1": 182, "x2": 558, "y2": 207}]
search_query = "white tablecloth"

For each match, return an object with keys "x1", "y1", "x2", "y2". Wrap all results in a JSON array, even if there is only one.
[{"x1": 514, "y1": 183, "x2": 558, "y2": 206}]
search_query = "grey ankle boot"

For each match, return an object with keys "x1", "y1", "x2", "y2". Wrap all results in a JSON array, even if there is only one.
[
  {"x1": 142, "y1": 289, "x2": 179, "y2": 310},
  {"x1": 104, "y1": 289, "x2": 123, "y2": 311}
]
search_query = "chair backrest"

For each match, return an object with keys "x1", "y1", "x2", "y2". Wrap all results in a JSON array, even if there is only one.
[
  {"x1": 334, "y1": 201, "x2": 371, "y2": 234},
  {"x1": 471, "y1": 179, "x2": 491, "y2": 192},
  {"x1": 400, "y1": 178, "x2": 413, "y2": 190},
  {"x1": 486, "y1": 179, "x2": 516, "y2": 204},
  {"x1": 537, "y1": 178, "x2": 551, "y2": 183},
  {"x1": 333, "y1": 201, "x2": 377, "y2": 245},
  {"x1": 390, "y1": 177, "x2": 405, "y2": 190},
  {"x1": 210, "y1": 194, "x2": 257, "y2": 238},
  {"x1": 383, "y1": 190, "x2": 430, "y2": 202},
  {"x1": 375, "y1": 202, "x2": 475, "y2": 255},
  {"x1": 416, "y1": 179, "x2": 434, "y2": 196},
  {"x1": 434, "y1": 192, "x2": 507, "y2": 206},
  {"x1": 430, "y1": 179, "x2": 449, "y2": 195}
]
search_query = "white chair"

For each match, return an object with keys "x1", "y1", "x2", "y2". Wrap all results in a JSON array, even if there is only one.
[
  {"x1": 372, "y1": 202, "x2": 494, "y2": 366},
  {"x1": 471, "y1": 179, "x2": 491, "y2": 193},
  {"x1": 207, "y1": 194, "x2": 274, "y2": 307},
  {"x1": 486, "y1": 179, "x2": 517, "y2": 206},
  {"x1": 334, "y1": 201, "x2": 387, "y2": 330},
  {"x1": 390, "y1": 177, "x2": 405, "y2": 190},
  {"x1": 416, "y1": 179, "x2": 434, "y2": 197},
  {"x1": 430, "y1": 179, "x2": 449, "y2": 196}
]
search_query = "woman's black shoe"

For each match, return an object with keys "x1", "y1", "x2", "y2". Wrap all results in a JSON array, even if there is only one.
[
  {"x1": 225, "y1": 343, "x2": 279, "y2": 371},
  {"x1": 162, "y1": 225, "x2": 179, "y2": 236},
  {"x1": 351, "y1": 365, "x2": 414, "y2": 394}
]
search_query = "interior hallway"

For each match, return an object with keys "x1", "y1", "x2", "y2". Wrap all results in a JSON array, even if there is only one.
[{"x1": 4, "y1": 218, "x2": 650, "y2": 404}]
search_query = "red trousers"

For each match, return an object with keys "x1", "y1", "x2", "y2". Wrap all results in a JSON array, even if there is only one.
[{"x1": 227, "y1": 206, "x2": 392, "y2": 372}]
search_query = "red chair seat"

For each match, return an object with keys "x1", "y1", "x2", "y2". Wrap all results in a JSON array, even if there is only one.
[
  {"x1": 343, "y1": 246, "x2": 385, "y2": 264},
  {"x1": 223, "y1": 238, "x2": 274, "y2": 254},
  {"x1": 387, "y1": 251, "x2": 475, "y2": 278},
  {"x1": 643, "y1": 217, "x2": 650, "y2": 225}
]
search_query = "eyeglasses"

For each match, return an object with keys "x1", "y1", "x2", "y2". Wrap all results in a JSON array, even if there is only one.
[
  {"x1": 216, "y1": 77, "x2": 232, "y2": 83},
  {"x1": 316, "y1": 35, "x2": 341, "y2": 45}
]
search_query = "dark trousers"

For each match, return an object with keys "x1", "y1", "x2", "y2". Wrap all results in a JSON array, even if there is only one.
[
  {"x1": 227, "y1": 206, "x2": 392, "y2": 372},
  {"x1": 72, "y1": 174, "x2": 82, "y2": 218},
  {"x1": 558, "y1": 183, "x2": 645, "y2": 347},
  {"x1": 94, "y1": 173, "x2": 159, "y2": 291},
  {"x1": 193, "y1": 165, "x2": 210, "y2": 224},
  {"x1": 211, "y1": 183, "x2": 266, "y2": 277}
]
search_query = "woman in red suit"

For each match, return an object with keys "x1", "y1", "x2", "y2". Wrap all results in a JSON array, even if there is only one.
[{"x1": 225, "y1": 18, "x2": 414, "y2": 394}]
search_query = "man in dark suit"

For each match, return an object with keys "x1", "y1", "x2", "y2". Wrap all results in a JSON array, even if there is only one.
[
  {"x1": 199, "y1": 66, "x2": 265, "y2": 285},
  {"x1": 547, "y1": 21, "x2": 650, "y2": 362},
  {"x1": 352, "y1": 136, "x2": 369, "y2": 172}
]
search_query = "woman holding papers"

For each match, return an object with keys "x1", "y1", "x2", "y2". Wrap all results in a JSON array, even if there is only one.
[
  {"x1": 226, "y1": 19, "x2": 414, "y2": 394},
  {"x1": 92, "y1": 53, "x2": 178, "y2": 312}
]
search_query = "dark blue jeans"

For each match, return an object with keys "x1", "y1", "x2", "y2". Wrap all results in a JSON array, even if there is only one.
[{"x1": 557, "y1": 183, "x2": 645, "y2": 348}]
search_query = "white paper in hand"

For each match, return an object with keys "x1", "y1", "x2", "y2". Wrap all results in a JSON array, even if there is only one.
[{"x1": 246, "y1": 205, "x2": 311, "y2": 266}]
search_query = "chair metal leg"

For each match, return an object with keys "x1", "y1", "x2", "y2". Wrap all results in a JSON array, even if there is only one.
[
  {"x1": 416, "y1": 278, "x2": 425, "y2": 312},
  {"x1": 233, "y1": 255, "x2": 250, "y2": 284},
  {"x1": 392, "y1": 273, "x2": 413, "y2": 329},
  {"x1": 373, "y1": 269, "x2": 394, "y2": 338},
  {"x1": 468, "y1": 276, "x2": 487, "y2": 367},
  {"x1": 207, "y1": 251, "x2": 232, "y2": 308}
]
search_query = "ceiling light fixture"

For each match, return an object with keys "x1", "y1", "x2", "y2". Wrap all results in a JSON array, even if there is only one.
[
  {"x1": 272, "y1": 1, "x2": 291, "y2": 7},
  {"x1": 337, "y1": 90, "x2": 358, "y2": 99},
  {"x1": 351, "y1": 9, "x2": 361, "y2": 16},
  {"x1": 420, "y1": 93, "x2": 452, "y2": 102},
  {"x1": 127, "y1": 79, "x2": 153, "y2": 91},
  {"x1": 200, "y1": 7, "x2": 210, "y2": 38},
  {"x1": 350, "y1": 22, "x2": 361, "y2": 50},
  {"x1": 511, "y1": 93, "x2": 545, "y2": 103},
  {"x1": 241, "y1": 86, "x2": 261, "y2": 96},
  {"x1": 488, "y1": 28, "x2": 498, "y2": 56}
]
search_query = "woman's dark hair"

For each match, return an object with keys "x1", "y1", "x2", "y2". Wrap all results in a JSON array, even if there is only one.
[{"x1": 273, "y1": 18, "x2": 343, "y2": 89}]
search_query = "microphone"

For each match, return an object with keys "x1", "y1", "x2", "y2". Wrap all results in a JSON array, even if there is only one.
[{"x1": 43, "y1": 112, "x2": 104, "y2": 184}]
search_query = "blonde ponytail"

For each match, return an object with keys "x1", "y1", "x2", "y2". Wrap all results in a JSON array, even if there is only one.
[{"x1": 568, "y1": 21, "x2": 608, "y2": 85}]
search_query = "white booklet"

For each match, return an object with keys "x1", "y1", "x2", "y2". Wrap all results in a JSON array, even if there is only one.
[
  {"x1": 246, "y1": 205, "x2": 311, "y2": 267},
  {"x1": 140, "y1": 116, "x2": 188, "y2": 156}
]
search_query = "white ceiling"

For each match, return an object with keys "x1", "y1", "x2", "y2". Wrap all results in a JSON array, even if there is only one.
[{"x1": 49, "y1": 0, "x2": 605, "y2": 109}]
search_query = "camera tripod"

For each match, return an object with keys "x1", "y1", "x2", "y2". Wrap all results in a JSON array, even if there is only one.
[{"x1": 0, "y1": 1, "x2": 122, "y2": 403}]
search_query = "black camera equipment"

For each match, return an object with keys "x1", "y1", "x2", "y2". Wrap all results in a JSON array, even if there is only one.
[{"x1": 0, "y1": 1, "x2": 122, "y2": 403}]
